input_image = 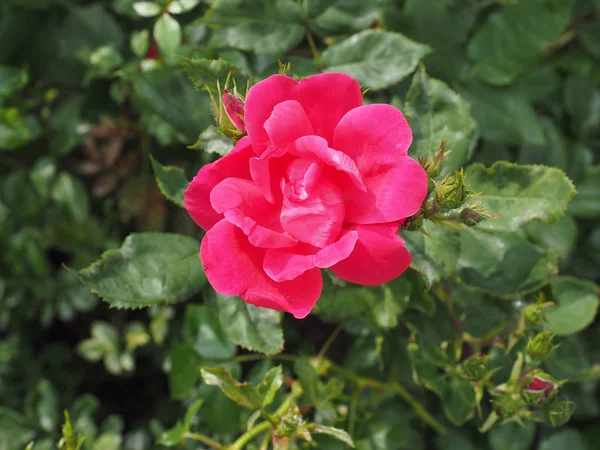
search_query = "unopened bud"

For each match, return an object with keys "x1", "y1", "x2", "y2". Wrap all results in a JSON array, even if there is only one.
[
  {"x1": 436, "y1": 169, "x2": 469, "y2": 209},
  {"x1": 222, "y1": 88, "x2": 245, "y2": 133},
  {"x1": 526, "y1": 331, "x2": 558, "y2": 363},
  {"x1": 544, "y1": 400, "x2": 575, "y2": 427},
  {"x1": 421, "y1": 140, "x2": 447, "y2": 181},
  {"x1": 462, "y1": 354, "x2": 489, "y2": 381},
  {"x1": 493, "y1": 393, "x2": 526, "y2": 417},
  {"x1": 523, "y1": 304, "x2": 544, "y2": 327},
  {"x1": 523, "y1": 370, "x2": 562, "y2": 405},
  {"x1": 460, "y1": 208, "x2": 487, "y2": 226}
]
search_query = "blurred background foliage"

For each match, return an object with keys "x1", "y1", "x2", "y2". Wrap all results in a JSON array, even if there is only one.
[{"x1": 0, "y1": 0, "x2": 599, "y2": 449}]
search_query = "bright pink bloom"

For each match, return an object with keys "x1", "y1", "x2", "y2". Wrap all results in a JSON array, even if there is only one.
[{"x1": 184, "y1": 73, "x2": 427, "y2": 318}]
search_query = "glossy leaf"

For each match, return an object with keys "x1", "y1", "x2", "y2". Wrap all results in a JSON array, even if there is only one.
[
  {"x1": 203, "y1": 0, "x2": 305, "y2": 55},
  {"x1": 461, "y1": 83, "x2": 545, "y2": 146},
  {"x1": 180, "y1": 57, "x2": 248, "y2": 95},
  {"x1": 321, "y1": 29, "x2": 431, "y2": 90},
  {"x1": 154, "y1": 13, "x2": 181, "y2": 56},
  {"x1": 488, "y1": 421, "x2": 535, "y2": 450},
  {"x1": 170, "y1": 343, "x2": 203, "y2": 399},
  {"x1": 539, "y1": 429, "x2": 587, "y2": 450},
  {"x1": 150, "y1": 156, "x2": 187, "y2": 207},
  {"x1": 200, "y1": 365, "x2": 282, "y2": 408},
  {"x1": 132, "y1": 1, "x2": 162, "y2": 17},
  {"x1": 214, "y1": 294, "x2": 284, "y2": 355},
  {"x1": 465, "y1": 161, "x2": 576, "y2": 232},
  {"x1": 0, "y1": 65, "x2": 28, "y2": 103},
  {"x1": 184, "y1": 304, "x2": 236, "y2": 360},
  {"x1": 71, "y1": 233, "x2": 206, "y2": 309},
  {"x1": 544, "y1": 276, "x2": 599, "y2": 336},
  {"x1": 404, "y1": 66, "x2": 477, "y2": 176},
  {"x1": 467, "y1": 0, "x2": 573, "y2": 85},
  {"x1": 570, "y1": 166, "x2": 600, "y2": 218},
  {"x1": 311, "y1": 424, "x2": 354, "y2": 448}
]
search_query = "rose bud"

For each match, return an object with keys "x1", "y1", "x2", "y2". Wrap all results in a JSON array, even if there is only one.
[{"x1": 523, "y1": 371, "x2": 562, "y2": 405}]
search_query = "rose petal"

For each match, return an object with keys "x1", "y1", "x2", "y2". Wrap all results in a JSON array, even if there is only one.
[
  {"x1": 331, "y1": 223, "x2": 412, "y2": 285},
  {"x1": 291, "y1": 135, "x2": 366, "y2": 190},
  {"x1": 201, "y1": 219, "x2": 322, "y2": 318},
  {"x1": 331, "y1": 104, "x2": 427, "y2": 224},
  {"x1": 342, "y1": 156, "x2": 428, "y2": 224},
  {"x1": 264, "y1": 231, "x2": 358, "y2": 282},
  {"x1": 333, "y1": 104, "x2": 413, "y2": 164},
  {"x1": 184, "y1": 137, "x2": 254, "y2": 230},
  {"x1": 245, "y1": 73, "x2": 363, "y2": 155},
  {"x1": 281, "y1": 174, "x2": 345, "y2": 248},
  {"x1": 264, "y1": 100, "x2": 313, "y2": 148},
  {"x1": 249, "y1": 146, "x2": 288, "y2": 203},
  {"x1": 211, "y1": 177, "x2": 297, "y2": 248}
]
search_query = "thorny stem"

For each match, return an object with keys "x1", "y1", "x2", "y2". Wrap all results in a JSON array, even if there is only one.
[
  {"x1": 231, "y1": 354, "x2": 446, "y2": 434},
  {"x1": 227, "y1": 421, "x2": 272, "y2": 450},
  {"x1": 306, "y1": 29, "x2": 321, "y2": 64},
  {"x1": 316, "y1": 323, "x2": 343, "y2": 361},
  {"x1": 185, "y1": 432, "x2": 224, "y2": 449},
  {"x1": 326, "y1": 362, "x2": 448, "y2": 435},
  {"x1": 444, "y1": 277, "x2": 463, "y2": 336}
]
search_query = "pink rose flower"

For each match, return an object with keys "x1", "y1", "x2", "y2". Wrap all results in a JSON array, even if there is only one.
[{"x1": 184, "y1": 73, "x2": 427, "y2": 318}]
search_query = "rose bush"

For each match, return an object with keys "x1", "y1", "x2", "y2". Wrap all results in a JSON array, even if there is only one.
[{"x1": 184, "y1": 73, "x2": 428, "y2": 318}]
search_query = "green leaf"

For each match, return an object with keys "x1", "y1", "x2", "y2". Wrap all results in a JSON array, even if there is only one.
[
  {"x1": 158, "y1": 398, "x2": 203, "y2": 446},
  {"x1": 467, "y1": 0, "x2": 574, "y2": 85},
  {"x1": 71, "y1": 233, "x2": 206, "y2": 309},
  {"x1": 460, "y1": 83, "x2": 545, "y2": 146},
  {"x1": 51, "y1": 172, "x2": 90, "y2": 224},
  {"x1": 456, "y1": 228, "x2": 558, "y2": 297},
  {"x1": 0, "y1": 65, "x2": 28, "y2": 103},
  {"x1": 203, "y1": 0, "x2": 305, "y2": 55},
  {"x1": 132, "y1": 70, "x2": 213, "y2": 142},
  {"x1": 570, "y1": 166, "x2": 600, "y2": 218},
  {"x1": 154, "y1": 13, "x2": 181, "y2": 56},
  {"x1": 0, "y1": 407, "x2": 37, "y2": 449},
  {"x1": 546, "y1": 336, "x2": 593, "y2": 381},
  {"x1": 539, "y1": 429, "x2": 587, "y2": 450},
  {"x1": 488, "y1": 421, "x2": 535, "y2": 450},
  {"x1": 441, "y1": 376, "x2": 475, "y2": 426},
  {"x1": 191, "y1": 126, "x2": 234, "y2": 156},
  {"x1": 256, "y1": 366, "x2": 283, "y2": 407},
  {"x1": 133, "y1": 1, "x2": 162, "y2": 17},
  {"x1": 149, "y1": 156, "x2": 187, "y2": 207},
  {"x1": 311, "y1": 0, "x2": 382, "y2": 36},
  {"x1": 544, "y1": 276, "x2": 599, "y2": 336},
  {"x1": 180, "y1": 57, "x2": 248, "y2": 95},
  {"x1": 525, "y1": 214, "x2": 578, "y2": 261},
  {"x1": 564, "y1": 73, "x2": 600, "y2": 137},
  {"x1": 201, "y1": 366, "x2": 273, "y2": 409},
  {"x1": 92, "y1": 433, "x2": 122, "y2": 450},
  {"x1": 403, "y1": 66, "x2": 477, "y2": 176},
  {"x1": 214, "y1": 294, "x2": 284, "y2": 355},
  {"x1": 399, "y1": 0, "x2": 475, "y2": 80},
  {"x1": 321, "y1": 29, "x2": 430, "y2": 90},
  {"x1": 311, "y1": 424, "x2": 354, "y2": 448},
  {"x1": 25, "y1": 380, "x2": 60, "y2": 433},
  {"x1": 167, "y1": 0, "x2": 201, "y2": 14},
  {"x1": 517, "y1": 118, "x2": 567, "y2": 171},
  {"x1": 302, "y1": 0, "x2": 337, "y2": 18},
  {"x1": 184, "y1": 304, "x2": 236, "y2": 360},
  {"x1": 316, "y1": 277, "x2": 411, "y2": 330},
  {"x1": 130, "y1": 30, "x2": 150, "y2": 58},
  {"x1": 169, "y1": 343, "x2": 203, "y2": 399},
  {"x1": 465, "y1": 161, "x2": 576, "y2": 232},
  {"x1": 0, "y1": 108, "x2": 42, "y2": 151},
  {"x1": 403, "y1": 221, "x2": 459, "y2": 287}
]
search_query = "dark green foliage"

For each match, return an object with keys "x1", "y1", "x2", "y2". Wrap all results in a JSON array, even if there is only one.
[{"x1": 1, "y1": 0, "x2": 599, "y2": 449}]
